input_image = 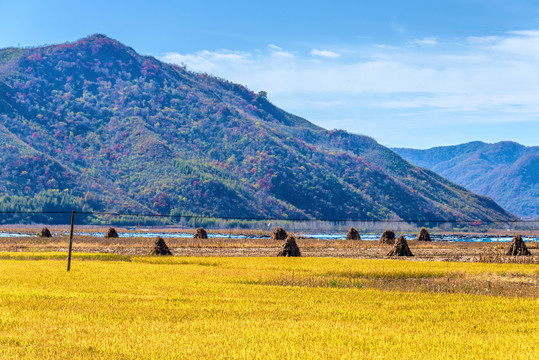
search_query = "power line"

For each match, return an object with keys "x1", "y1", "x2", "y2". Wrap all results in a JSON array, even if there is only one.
[
  {"x1": 0, "y1": 210, "x2": 536, "y2": 223},
  {"x1": 0, "y1": 211, "x2": 76, "y2": 214}
]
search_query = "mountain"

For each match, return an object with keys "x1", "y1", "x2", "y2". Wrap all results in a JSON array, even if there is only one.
[
  {"x1": 393, "y1": 142, "x2": 539, "y2": 219},
  {"x1": 0, "y1": 34, "x2": 517, "y2": 224}
]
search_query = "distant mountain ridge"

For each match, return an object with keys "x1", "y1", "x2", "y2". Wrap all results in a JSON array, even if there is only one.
[
  {"x1": 393, "y1": 141, "x2": 539, "y2": 219},
  {"x1": 0, "y1": 34, "x2": 517, "y2": 223}
]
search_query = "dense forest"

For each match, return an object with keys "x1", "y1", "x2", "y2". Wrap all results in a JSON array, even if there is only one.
[
  {"x1": 394, "y1": 142, "x2": 539, "y2": 219},
  {"x1": 0, "y1": 34, "x2": 518, "y2": 224}
]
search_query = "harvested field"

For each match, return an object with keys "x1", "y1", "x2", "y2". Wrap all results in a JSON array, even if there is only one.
[{"x1": 0, "y1": 230, "x2": 537, "y2": 263}]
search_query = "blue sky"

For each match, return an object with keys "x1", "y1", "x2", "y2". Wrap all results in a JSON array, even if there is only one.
[{"x1": 2, "y1": 0, "x2": 539, "y2": 148}]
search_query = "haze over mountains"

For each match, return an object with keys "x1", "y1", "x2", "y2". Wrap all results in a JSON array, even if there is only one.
[
  {"x1": 393, "y1": 142, "x2": 539, "y2": 219},
  {"x1": 0, "y1": 35, "x2": 517, "y2": 223}
]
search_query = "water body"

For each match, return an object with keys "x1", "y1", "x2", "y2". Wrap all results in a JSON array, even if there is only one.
[
  {"x1": 0, "y1": 233, "x2": 32, "y2": 238},
  {"x1": 301, "y1": 234, "x2": 537, "y2": 242},
  {"x1": 0, "y1": 231, "x2": 536, "y2": 242}
]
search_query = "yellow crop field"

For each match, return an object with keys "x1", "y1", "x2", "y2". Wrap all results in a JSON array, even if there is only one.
[{"x1": 0, "y1": 254, "x2": 537, "y2": 359}]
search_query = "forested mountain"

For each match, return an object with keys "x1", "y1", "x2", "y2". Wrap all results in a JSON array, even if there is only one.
[
  {"x1": 394, "y1": 142, "x2": 539, "y2": 219},
  {"x1": 0, "y1": 35, "x2": 517, "y2": 223}
]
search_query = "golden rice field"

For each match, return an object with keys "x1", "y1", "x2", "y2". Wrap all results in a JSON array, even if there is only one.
[{"x1": 0, "y1": 254, "x2": 537, "y2": 359}]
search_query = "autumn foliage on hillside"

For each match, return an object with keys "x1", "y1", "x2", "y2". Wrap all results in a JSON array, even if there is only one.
[{"x1": 0, "y1": 35, "x2": 517, "y2": 223}]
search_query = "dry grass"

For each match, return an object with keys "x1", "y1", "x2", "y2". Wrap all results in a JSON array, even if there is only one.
[
  {"x1": 255, "y1": 268, "x2": 538, "y2": 298},
  {"x1": 478, "y1": 243, "x2": 538, "y2": 264},
  {"x1": 0, "y1": 234, "x2": 538, "y2": 263}
]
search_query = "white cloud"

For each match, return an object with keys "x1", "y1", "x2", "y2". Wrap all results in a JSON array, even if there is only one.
[
  {"x1": 266, "y1": 44, "x2": 294, "y2": 59},
  {"x1": 267, "y1": 44, "x2": 282, "y2": 51},
  {"x1": 310, "y1": 49, "x2": 340, "y2": 58},
  {"x1": 270, "y1": 50, "x2": 295, "y2": 59},
  {"x1": 484, "y1": 30, "x2": 539, "y2": 59},
  {"x1": 311, "y1": 100, "x2": 344, "y2": 107},
  {"x1": 373, "y1": 44, "x2": 400, "y2": 50},
  {"x1": 161, "y1": 50, "x2": 251, "y2": 72},
  {"x1": 159, "y1": 30, "x2": 539, "y2": 144},
  {"x1": 411, "y1": 37, "x2": 437, "y2": 46}
]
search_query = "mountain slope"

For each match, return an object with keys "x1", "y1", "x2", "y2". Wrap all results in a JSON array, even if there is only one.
[
  {"x1": 393, "y1": 142, "x2": 538, "y2": 218},
  {"x1": 0, "y1": 35, "x2": 517, "y2": 223}
]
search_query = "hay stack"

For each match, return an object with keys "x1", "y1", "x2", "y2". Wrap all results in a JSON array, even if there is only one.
[
  {"x1": 40, "y1": 227, "x2": 52, "y2": 237},
  {"x1": 387, "y1": 235, "x2": 414, "y2": 256},
  {"x1": 379, "y1": 229, "x2": 396, "y2": 244},
  {"x1": 150, "y1": 237, "x2": 173, "y2": 256},
  {"x1": 277, "y1": 235, "x2": 301, "y2": 257},
  {"x1": 271, "y1": 227, "x2": 288, "y2": 241},
  {"x1": 506, "y1": 235, "x2": 531, "y2": 256},
  {"x1": 194, "y1": 227, "x2": 208, "y2": 239},
  {"x1": 346, "y1": 227, "x2": 361, "y2": 240},
  {"x1": 104, "y1": 227, "x2": 119, "y2": 238},
  {"x1": 417, "y1": 227, "x2": 431, "y2": 241}
]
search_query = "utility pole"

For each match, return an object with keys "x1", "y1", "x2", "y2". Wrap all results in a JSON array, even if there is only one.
[{"x1": 67, "y1": 211, "x2": 75, "y2": 271}]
